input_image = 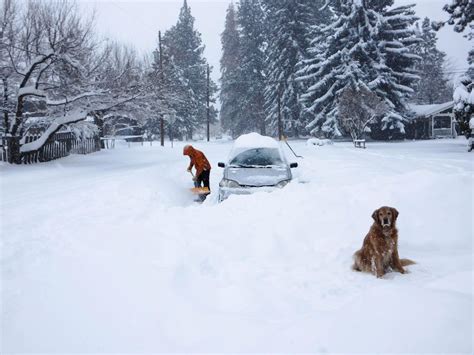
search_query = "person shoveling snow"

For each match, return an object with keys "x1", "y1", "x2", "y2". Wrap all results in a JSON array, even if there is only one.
[{"x1": 183, "y1": 145, "x2": 211, "y2": 201}]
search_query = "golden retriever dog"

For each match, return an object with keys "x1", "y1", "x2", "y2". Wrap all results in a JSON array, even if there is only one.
[{"x1": 352, "y1": 206, "x2": 415, "y2": 278}]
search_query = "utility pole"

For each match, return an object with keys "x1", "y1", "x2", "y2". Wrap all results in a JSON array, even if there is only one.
[
  {"x1": 206, "y1": 64, "x2": 210, "y2": 142},
  {"x1": 159, "y1": 31, "x2": 165, "y2": 147},
  {"x1": 278, "y1": 85, "x2": 283, "y2": 141}
]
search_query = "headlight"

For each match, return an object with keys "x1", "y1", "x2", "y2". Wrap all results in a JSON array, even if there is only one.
[
  {"x1": 276, "y1": 180, "x2": 291, "y2": 188},
  {"x1": 219, "y1": 178, "x2": 241, "y2": 188}
]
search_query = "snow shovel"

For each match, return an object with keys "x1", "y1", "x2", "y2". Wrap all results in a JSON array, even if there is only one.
[{"x1": 188, "y1": 170, "x2": 210, "y2": 197}]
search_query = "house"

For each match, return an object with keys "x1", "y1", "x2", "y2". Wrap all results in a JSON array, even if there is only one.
[{"x1": 406, "y1": 101, "x2": 457, "y2": 139}]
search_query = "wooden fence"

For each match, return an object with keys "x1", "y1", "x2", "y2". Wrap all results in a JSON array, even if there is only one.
[{"x1": 0, "y1": 132, "x2": 101, "y2": 164}]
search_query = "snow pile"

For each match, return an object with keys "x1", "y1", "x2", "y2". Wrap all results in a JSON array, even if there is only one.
[
  {"x1": 1, "y1": 139, "x2": 472, "y2": 353},
  {"x1": 307, "y1": 137, "x2": 333, "y2": 146}
]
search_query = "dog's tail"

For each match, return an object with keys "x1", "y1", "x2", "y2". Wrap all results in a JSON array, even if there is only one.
[
  {"x1": 352, "y1": 250, "x2": 362, "y2": 271},
  {"x1": 400, "y1": 258, "x2": 416, "y2": 266}
]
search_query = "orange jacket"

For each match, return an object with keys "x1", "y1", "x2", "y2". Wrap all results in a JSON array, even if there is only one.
[{"x1": 183, "y1": 145, "x2": 211, "y2": 177}]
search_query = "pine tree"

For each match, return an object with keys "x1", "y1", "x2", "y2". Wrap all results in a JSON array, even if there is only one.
[
  {"x1": 262, "y1": 0, "x2": 329, "y2": 138},
  {"x1": 297, "y1": 0, "x2": 419, "y2": 139},
  {"x1": 412, "y1": 17, "x2": 451, "y2": 104},
  {"x1": 150, "y1": 34, "x2": 186, "y2": 139},
  {"x1": 237, "y1": 0, "x2": 267, "y2": 135},
  {"x1": 219, "y1": 3, "x2": 243, "y2": 137},
  {"x1": 160, "y1": 0, "x2": 217, "y2": 139},
  {"x1": 435, "y1": 1, "x2": 474, "y2": 147},
  {"x1": 434, "y1": 0, "x2": 474, "y2": 35},
  {"x1": 374, "y1": 3, "x2": 421, "y2": 139},
  {"x1": 453, "y1": 73, "x2": 474, "y2": 138}
]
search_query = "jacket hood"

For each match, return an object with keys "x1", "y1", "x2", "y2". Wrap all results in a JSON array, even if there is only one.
[{"x1": 183, "y1": 145, "x2": 195, "y2": 156}]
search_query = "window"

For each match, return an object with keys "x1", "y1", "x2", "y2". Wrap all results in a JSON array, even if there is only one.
[
  {"x1": 433, "y1": 115, "x2": 451, "y2": 129},
  {"x1": 229, "y1": 148, "x2": 284, "y2": 167}
]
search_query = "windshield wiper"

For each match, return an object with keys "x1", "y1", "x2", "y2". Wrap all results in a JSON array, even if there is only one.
[{"x1": 229, "y1": 164, "x2": 276, "y2": 168}]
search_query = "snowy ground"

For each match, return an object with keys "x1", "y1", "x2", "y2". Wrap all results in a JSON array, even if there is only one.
[{"x1": 1, "y1": 138, "x2": 473, "y2": 353}]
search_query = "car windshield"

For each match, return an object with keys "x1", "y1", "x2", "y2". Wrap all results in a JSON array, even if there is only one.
[{"x1": 229, "y1": 148, "x2": 284, "y2": 167}]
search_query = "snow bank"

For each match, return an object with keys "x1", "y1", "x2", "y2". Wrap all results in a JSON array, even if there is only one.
[
  {"x1": 1, "y1": 138, "x2": 472, "y2": 353},
  {"x1": 307, "y1": 137, "x2": 333, "y2": 146}
]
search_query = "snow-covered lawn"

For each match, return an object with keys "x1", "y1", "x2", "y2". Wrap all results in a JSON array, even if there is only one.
[{"x1": 1, "y1": 138, "x2": 472, "y2": 353}]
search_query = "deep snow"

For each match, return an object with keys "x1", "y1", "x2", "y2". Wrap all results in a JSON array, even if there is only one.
[{"x1": 1, "y1": 138, "x2": 472, "y2": 353}]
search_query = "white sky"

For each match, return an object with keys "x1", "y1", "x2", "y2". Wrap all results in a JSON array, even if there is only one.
[{"x1": 78, "y1": 0, "x2": 472, "y2": 84}]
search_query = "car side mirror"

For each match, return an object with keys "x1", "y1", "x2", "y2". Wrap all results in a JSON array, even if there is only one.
[
  {"x1": 218, "y1": 162, "x2": 226, "y2": 168},
  {"x1": 290, "y1": 162, "x2": 298, "y2": 168}
]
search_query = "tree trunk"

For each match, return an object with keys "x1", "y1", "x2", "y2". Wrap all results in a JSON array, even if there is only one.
[
  {"x1": 93, "y1": 112, "x2": 105, "y2": 148},
  {"x1": 260, "y1": 114, "x2": 266, "y2": 136},
  {"x1": 7, "y1": 136, "x2": 22, "y2": 164},
  {"x1": 3, "y1": 78, "x2": 8, "y2": 131}
]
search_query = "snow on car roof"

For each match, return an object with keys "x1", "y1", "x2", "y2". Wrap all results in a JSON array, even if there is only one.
[
  {"x1": 232, "y1": 132, "x2": 279, "y2": 149},
  {"x1": 227, "y1": 133, "x2": 283, "y2": 162}
]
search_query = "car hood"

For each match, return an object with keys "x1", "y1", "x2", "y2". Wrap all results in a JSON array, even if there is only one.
[{"x1": 224, "y1": 166, "x2": 290, "y2": 187}]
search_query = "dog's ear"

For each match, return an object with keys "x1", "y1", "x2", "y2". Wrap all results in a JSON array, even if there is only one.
[
  {"x1": 391, "y1": 207, "x2": 399, "y2": 221},
  {"x1": 372, "y1": 209, "x2": 379, "y2": 222}
]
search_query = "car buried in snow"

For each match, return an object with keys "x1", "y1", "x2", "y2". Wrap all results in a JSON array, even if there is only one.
[{"x1": 217, "y1": 133, "x2": 298, "y2": 202}]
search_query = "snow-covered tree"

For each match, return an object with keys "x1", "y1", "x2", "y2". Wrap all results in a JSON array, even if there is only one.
[
  {"x1": 262, "y1": 0, "x2": 329, "y2": 138},
  {"x1": 1, "y1": 0, "x2": 149, "y2": 163},
  {"x1": 160, "y1": 0, "x2": 217, "y2": 139},
  {"x1": 453, "y1": 74, "x2": 474, "y2": 138},
  {"x1": 1, "y1": 1, "x2": 102, "y2": 163},
  {"x1": 219, "y1": 3, "x2": 243, "y2": 137},
  {"x1": 412, "y1": 17, "x2": 452, "y2": 104},
  {"x1": 338, "y1": 85, "x2": 388, "y2": 141},
  {"x1": 434, "y1": 1, "x2": 474, "y2": 148},
  {"x1": 297, "y1": 0, "x2": 419, "y2": 139},
  {"x1": 434, "y1": 0, "x2": 474, "y2": 36},
  {"x1": 237, "y1": 0, "x2": 267, "y2": 135},
  {"x1": 0, "y1": 0, "x2": 18, "y2": 136}
]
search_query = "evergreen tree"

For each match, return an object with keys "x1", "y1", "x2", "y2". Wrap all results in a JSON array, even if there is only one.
[
  {"x1": 150, "y1": 37, "x2": 187, "y2": 139},
  {"x1": 219, "y1": 3, "x2": 243, "y2": 137},
  {"x1": 160, "y1": 0, "x2": 217, "y2": 139},
  {"x1": 237, "y1": 0, "x2": 267, "y2": 135},
  {"x1": 434, "y1": 0, "x2": 474, "y2": 35},
  {"x1": 453, "y1": 73, "x2": 474, "y2": 138},
  {"x1": 374, "y1": 3, "x2": 420, "y2": 139},
  {"x1": 262, "y1": 0, "x2": 329, "y2": 138},
  {"x1": 412, "y1": 17, "x2": 452, "y2": 104},
  {"x1": 297, "y1": 0, "x2": 419, "y2": 139}
]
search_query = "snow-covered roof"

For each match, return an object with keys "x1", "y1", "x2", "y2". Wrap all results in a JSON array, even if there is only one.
[{"x1": 409, "y1": 101, "x2": 454, "y2": 117}]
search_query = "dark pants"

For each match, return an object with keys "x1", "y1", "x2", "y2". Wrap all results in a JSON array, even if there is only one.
[{"x1": 195, "y1": 170, "x2": 210, "y2": 190}]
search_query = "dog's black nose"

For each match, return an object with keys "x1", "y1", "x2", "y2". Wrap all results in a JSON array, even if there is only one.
[{"x1": 383, "y1": 218, "x2": 389, "y2": 224}]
